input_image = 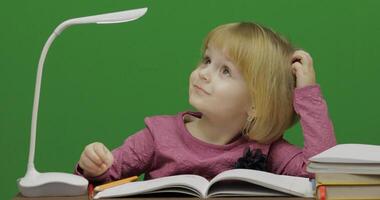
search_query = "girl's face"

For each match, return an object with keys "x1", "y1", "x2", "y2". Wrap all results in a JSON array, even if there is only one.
[{"x1": 189, "y1": 44, "x2": 251, "y2": 120}]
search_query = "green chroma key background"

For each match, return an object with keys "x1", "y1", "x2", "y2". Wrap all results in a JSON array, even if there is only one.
[{"x1": 1, "y1": 0, "x2": 380, "y2": 199}]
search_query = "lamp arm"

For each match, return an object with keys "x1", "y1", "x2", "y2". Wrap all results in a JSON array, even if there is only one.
[{"x1": 27, "y1": 22, "x2": 71, "y2": 176}]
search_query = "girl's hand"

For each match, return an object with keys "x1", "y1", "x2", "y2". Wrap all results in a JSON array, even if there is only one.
[
  {"x1": 78, "y1": 142, "x2": 114, "y2": 177},
  {"x1": 291, "y1": 50, "x2": 317, "y2": 88}
]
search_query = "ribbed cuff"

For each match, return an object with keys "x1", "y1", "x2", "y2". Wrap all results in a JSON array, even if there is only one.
[{"x1": 75, "y1": 164, "x2": 110, "y2": 184}]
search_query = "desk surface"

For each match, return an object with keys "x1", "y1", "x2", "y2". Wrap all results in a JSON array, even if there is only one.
[{"x1": 14, "y1": 194, "x2": 313, "y2": 200}]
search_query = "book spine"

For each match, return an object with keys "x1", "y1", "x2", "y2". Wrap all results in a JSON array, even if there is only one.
[{"x1": 317, "y1": 185, "x2": 326, "y2": 200}]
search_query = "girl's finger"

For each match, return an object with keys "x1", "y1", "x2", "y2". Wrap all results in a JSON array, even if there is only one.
[
  {"x1": 80, "y1": 154, "x2": 101, "y2": 174},
  {"x1": 292, "y1": 50, "x2": 311, "y2": 64},
  {"x1": 291, "y1": 54, "x2": 303, "y2": 64},
  {"x1": 84, "y1": 145, "x2": 103, "y2": 166},
  {"x1": 291, "y1": 62, "x2": 303, "y2": 72},
  {"x1": 102, "y1": 145, "x2": 114, "y2": 167},
  {"x1": 93, "y1": 143, "x2": 108, "y2": 164}
]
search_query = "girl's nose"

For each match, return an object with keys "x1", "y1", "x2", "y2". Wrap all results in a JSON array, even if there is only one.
[{"x1": 198, "y1": 67, "x2": 211, "y2": 82}]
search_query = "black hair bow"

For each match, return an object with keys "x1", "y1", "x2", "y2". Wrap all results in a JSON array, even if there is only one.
[{"x1": 233, "y1": 148, "x2": 267, "y2": 171}]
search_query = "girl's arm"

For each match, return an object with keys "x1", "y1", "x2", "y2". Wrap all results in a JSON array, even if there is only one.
[
  {"x1": 267, "y1": 50, "x2": 336, "y2": 178},
  {"x1": 75, "y1": 128, "x2": 155, "y2": 183},
  {"x1": 267, "y1": 84, "x2": 336, "y2": 178}
]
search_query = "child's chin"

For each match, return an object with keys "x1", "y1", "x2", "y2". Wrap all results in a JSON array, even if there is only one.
[{"x1": 188, "y1": 97, "x2": 206, "y2": 110}]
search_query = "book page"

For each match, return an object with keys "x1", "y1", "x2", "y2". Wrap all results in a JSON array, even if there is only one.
[
  {"x1": 207, "y1": 180, "x2": 288, "y2": 197},
  {"x1": 207, "y1": 169, "x2": 313, "y2": 198},
  {"x1": 316, "y1": 173, "x2": 380, "y2": 185},
  {"x1": 310, "y1": 144, "x2": 380, "y2": 163},
  {"x1": 94, "y1": 175, "x2": 209, "y2": 199},
  {"x1": 307, "y1": 162, "x2": 380, "y2": 174}
]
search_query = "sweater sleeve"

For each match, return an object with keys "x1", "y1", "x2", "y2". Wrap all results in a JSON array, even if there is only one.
[
  {"x1": 75, "y1": 128, "x2": 155, "y2": 183},
  {"x1": 267, "y1": 85, "x2": 336, "y2": 178}
]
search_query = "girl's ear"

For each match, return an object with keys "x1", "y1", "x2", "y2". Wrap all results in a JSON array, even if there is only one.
[{"x1": 246, "y1": 106, "x2": 256, "y2": 122}]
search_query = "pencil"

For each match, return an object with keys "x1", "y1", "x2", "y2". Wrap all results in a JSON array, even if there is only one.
[
  {"x1": 94, "y1": 176, "x2": 139, "y2": 192},
  {"x1": 88, "y1": 184, "x2": 94, "y2": 200}
]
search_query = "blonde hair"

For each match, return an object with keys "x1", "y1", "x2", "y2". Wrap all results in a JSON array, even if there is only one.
[{"x1": 202, "y1": 22, "x2": 299, "y2": 144}]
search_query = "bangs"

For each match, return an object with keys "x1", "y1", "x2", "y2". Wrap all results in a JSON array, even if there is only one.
[{"x1": 202, "y1": 23, "x2": 254, "y2": 73}]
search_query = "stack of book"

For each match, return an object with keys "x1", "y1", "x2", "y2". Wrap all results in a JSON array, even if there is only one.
[{"x1": 307, "y1": 144, "x2": 380, "y2": 200}]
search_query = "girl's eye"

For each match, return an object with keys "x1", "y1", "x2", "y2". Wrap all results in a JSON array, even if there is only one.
[
  {"x1": 202, "y1": 56, "x2": 211, "y2": 64},
  {"x1": 222, "y1": 66, "x2": 231, "y2": 76}
]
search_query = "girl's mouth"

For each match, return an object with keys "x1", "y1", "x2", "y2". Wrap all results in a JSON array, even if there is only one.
[{"x1": 194, "y1": 84, "x2": 210, "y2": 95}]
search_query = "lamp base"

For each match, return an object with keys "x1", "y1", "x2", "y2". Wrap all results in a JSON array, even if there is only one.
[{"x1": 18, "y1": 170, "x2": 88, "y2": 197}]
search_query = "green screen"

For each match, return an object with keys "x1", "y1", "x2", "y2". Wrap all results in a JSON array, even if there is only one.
[{"x1": 1, "y1": 0, "x2": 380, "y2": 199}]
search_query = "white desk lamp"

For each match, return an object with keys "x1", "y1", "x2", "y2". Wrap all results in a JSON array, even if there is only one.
[{"x1": 18, "y1": 7, "x2": 148, "y2": 197}]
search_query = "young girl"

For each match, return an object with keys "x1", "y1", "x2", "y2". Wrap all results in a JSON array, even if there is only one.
[{"x1": 76, "y1": 22, "x2": 336, "y2": 182}]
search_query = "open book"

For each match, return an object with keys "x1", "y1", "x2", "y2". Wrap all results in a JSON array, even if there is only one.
[{"x1": 93, "y1": 169, "x2": 314, "y2": 199}]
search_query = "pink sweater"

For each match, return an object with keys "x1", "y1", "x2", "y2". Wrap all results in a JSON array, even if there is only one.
[{"x1": 76, "y1": 85, "x2": 336, "y2": 182}]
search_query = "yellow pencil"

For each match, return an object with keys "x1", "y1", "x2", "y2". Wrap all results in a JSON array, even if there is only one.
[{"x1": 94, "y1": 176, "x2": 139, "y2": 192}]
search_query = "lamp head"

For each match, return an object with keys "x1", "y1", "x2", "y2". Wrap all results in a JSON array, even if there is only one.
[{"x1": 54, "y1": 7, "x2": 148, "y2": 35}]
